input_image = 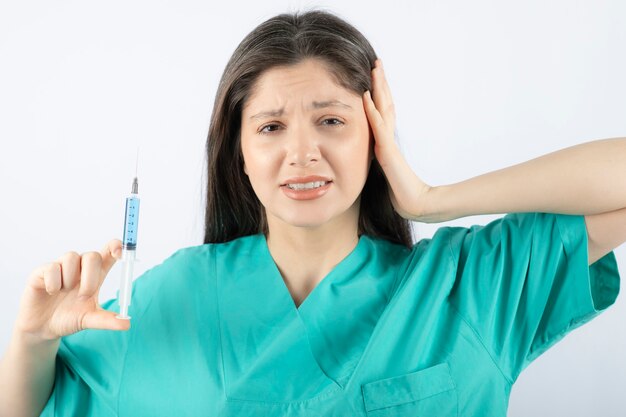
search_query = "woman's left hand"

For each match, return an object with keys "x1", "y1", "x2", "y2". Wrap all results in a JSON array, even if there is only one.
[{"x1": 362, "y1": 59, "x2": 437, "y2": 223}]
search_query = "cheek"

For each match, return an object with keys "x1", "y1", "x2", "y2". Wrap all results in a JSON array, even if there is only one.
[
  {"x1": 241, "y1": 138, "x2": 265, "y2": 184},
  {"x1": 329, "y1": 126, "x2": 371, "y2": 185},
  {"x1": 241, "y1": 140, "x2": 281, "y2": 187},
  {"x1": 348, "y1": 119, "x2": 373, "y2": 162}
]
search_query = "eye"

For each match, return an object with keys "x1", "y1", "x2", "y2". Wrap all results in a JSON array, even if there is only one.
[
  {"x1": 258, "y1": 123, "x2": 282, "y2": 135},
  {"x1": 257, "y1": 118, "x2": 344, "y2": 135},
  {"x1": 321, "y1": 118, "x2": 344, "y2": 127}
]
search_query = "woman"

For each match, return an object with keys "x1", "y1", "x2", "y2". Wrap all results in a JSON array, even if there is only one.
[{"x1": 1, "y1": 9, "x2": 622, "y2": 417}]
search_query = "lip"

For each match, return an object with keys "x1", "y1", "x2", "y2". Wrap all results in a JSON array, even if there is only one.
[
  {"x1": 281, "y1": 181, "x2": 332, "y2": 200},
  {"x1": 280, "y1": 175, "x2": 332, "y2": 186}
]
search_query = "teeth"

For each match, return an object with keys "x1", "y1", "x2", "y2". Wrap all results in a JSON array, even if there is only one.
[{"x1": 286, "y1": 181, "x2": 327, "y2": 190}]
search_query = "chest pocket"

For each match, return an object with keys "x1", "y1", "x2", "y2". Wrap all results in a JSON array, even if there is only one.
[{"x1": 361, "y1": 362, "x2": 458, "y2": 417}]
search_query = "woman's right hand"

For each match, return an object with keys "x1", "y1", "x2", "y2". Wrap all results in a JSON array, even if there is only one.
[{"x1": 14, "y1": 239, "x2": 130, "y2": 344}]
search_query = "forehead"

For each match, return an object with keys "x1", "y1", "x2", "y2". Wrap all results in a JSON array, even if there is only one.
[{"x1": 243, "y1": 59, "x2": 356, "y2": 111}]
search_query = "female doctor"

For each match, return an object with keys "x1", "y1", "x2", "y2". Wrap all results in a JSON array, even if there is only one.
[{"x1": 0, "y1": 9, "x2": 623, "y2": 417}]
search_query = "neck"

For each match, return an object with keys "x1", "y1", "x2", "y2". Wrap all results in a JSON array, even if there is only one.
[{"x1": 264, "y1": 203, "x2": 360, "y2": 306}]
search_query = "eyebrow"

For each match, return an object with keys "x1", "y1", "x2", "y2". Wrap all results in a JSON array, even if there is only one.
[{"x1": 249, "y1": 100, "x2": 353, "y2": 120}]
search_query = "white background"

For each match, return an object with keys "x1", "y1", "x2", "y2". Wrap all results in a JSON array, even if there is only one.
[{"x1": 1, "y1": 0, "x2": 625, "y2": 415}]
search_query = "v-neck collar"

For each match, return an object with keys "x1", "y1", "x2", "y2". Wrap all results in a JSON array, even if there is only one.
[
  {"x1": 259, "y1": 233, "x2": 367, "y2": 313},
  {"x1": 216, "y1": 233, "x2": 399, "y2": 404}
]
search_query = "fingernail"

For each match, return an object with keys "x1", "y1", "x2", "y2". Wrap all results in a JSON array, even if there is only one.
[{"x1": 114, "y1": 249, "x2": 121, "y2": 258}]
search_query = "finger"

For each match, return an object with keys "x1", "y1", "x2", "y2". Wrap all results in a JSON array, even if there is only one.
[
  {"x1": 100, "y1": 239, "x2": 123, "y2": 275},
  {"x1": 78, "y1": 252, "x2": 103, "y2": 298},
  {"x1": 374, "y1": 59, "x2": 393, "y2": 101},
  {"x1": 363, "y1": 90, "x2": 385, "y2": 130},
  {"x1": 363, "y1": 90, "x2": 397, "y2": 152},
  {"x1": 81, "y1": 309, "x2": 131, "y2": 331},
  {"x1": 43, "y1": 262, "x2": 62, "y2": 295},
  {"x1": 27, "y1": 264, "x2": 48, "y2": 291},
  {"x1": 57, "y1": 251, "x2": 81, "y2": 292},
  {"x1": 371, "y1": 60, "x2": 395, "y2": 117}
]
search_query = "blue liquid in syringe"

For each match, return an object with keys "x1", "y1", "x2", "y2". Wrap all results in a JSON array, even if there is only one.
[{"x1": 122, "y1": 177, "x2": 140, "y2": 250}]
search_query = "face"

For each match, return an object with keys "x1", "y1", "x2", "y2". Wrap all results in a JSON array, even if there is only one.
[{"x1": 240, "y1": 58, "x2": 373, "y2": 232}]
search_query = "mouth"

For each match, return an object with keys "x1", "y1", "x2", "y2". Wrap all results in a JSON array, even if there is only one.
[
  {"x1": 280, "y1": 181, "x2": 333, "y2": 200},
  {"x1": 280, "y1": 180, "x2": 333, "y2": 191}
]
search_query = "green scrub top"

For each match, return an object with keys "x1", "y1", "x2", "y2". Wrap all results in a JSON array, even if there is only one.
[{"x1": 40, "y1": 212, "x2": 620, "y2": 416}]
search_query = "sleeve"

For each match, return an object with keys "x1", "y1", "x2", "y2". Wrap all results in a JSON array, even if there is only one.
[
  {"x1": 446, "y1": 212, "x2": 620, "y2": 383},
  {"x1": 38, "y1": 296, "x2": 131, "y2": 417}
]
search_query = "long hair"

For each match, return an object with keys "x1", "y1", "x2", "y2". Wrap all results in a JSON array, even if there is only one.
[{"x1": 203, "y1": 9, "x2": 414, "y2": 248}]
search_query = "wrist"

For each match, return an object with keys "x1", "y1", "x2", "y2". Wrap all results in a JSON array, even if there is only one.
[
  {"x1": 421, "y1": 184, "x2": 461, "y2": 223},
  {"x1": 11, "y1": 328, "x2": 60, "y2": 352}
]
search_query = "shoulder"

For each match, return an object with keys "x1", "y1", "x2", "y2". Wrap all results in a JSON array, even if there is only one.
[
  {"x1": 362, "y1": 234, "x2": 411, "y2": 261},
  {"x1": 129, "y1": 242, "x2": 217, "y2": 318},
  {"x1": 132, "y1": 235, "x2": 260, "y2": 303},
  {"x1": 443, "y1": 212, "x2": 580, "y2": 259},
  {"x1": 146, "y1": 242, "x2": 216, "y2": 281},
  {"x1": 397, "y1": 226, "x2": 455, "y2": 270}
]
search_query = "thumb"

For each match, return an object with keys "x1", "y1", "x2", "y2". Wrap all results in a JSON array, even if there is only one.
[{"x1": 81, "y1": 310, "x2": 131, "y2": 331}]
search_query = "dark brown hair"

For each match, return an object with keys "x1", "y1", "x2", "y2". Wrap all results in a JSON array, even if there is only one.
[{"x1": 203, "y1": 8, "x2": 414, "y2": 248}]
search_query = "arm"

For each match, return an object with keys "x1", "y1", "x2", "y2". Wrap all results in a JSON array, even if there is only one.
[
  {"x1": 584, "y1": 206, "x2": 626, "y2": 264},
  {"x1": 429, "y1": 136, "x2": 626, "y2": 264},
  {"x1": 432, "y1": 137, "x2": 626, "y2": 219},
  {"x1": 362, "y1": 60, "x2": 626, "y2": 265},
  {"x1": 0, "y1": 329, "x2": 59, "y2": 417}
]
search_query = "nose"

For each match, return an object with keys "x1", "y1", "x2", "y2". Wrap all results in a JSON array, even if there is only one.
[{"x1": 287, "y1": 130, "x2": 321, "y2": 168}]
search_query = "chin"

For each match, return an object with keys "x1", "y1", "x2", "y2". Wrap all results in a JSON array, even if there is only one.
[
  {"x1": 272, "y1": 208, "x2": 337, "y2": 228},
  {"x1": 282, "y1": 216, "x2": 333, "y2": 229}
]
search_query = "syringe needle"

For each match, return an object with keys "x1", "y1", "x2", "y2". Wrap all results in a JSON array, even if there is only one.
[{"x1": 135, "y1": 146, "x2": 139, "y2": 178}]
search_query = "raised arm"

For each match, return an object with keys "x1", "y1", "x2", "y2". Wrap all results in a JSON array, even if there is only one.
[
  {"x1": 362, "y1": 59, "x2": 626, "y2": 266},
  {"x1": 429, "y1": 137, "x2": 626, "y2": 265}
]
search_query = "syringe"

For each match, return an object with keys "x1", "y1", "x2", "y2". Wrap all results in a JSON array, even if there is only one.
[{"x1": 116, "y1": 152, "x2": 141, "y2": 320}]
